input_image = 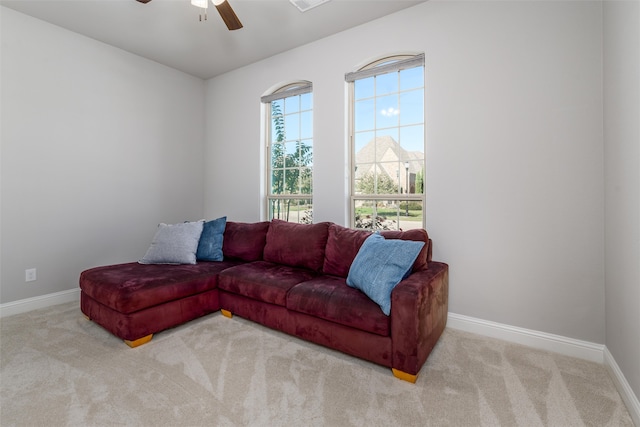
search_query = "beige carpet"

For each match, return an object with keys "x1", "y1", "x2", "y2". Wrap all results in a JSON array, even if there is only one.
[{"x1": 0, "y1": 302, "x2": 633, "y2": 426}]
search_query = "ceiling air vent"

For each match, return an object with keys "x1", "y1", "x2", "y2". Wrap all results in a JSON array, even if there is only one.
[{"x1": 289, "y1": 0, "x2": 331, "y2": 12}]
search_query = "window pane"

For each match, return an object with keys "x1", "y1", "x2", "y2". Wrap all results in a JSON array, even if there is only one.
[
  {"x1": 298, "y1": 140, "x2": 313, "y2": 168},
  {"x1": 353, "y1": 199, "x2": 423, "y2": 231},
  {"x1": 269, "y1": 198, "x2": 313, "y2": 224},
  {"x1": 375, "y1": 129, "x2": 399, "y2": 148},
  {"x1": 271, "y1": 120, "x2": 282, "y2": 143},
  {"x1": 398, "y1": 199, "x2": 423, "y2": 229},
  {"x1": 300, "y1": 111, "x2": 312, "y2": 139},
  {"x1": 355, "y1": 137, "x2": 377, "y2": 164},
  {"x1": 377, "y1": 94, "x2": 399, "y2": 129},
  {"x1": 271, "y1": 99, "x2": 284, "y2": 115},
  {"x1": 399, "y1": 124, "x2": 424, "y2": 153},
  {"x1": 270, "y1": 122, "x2": 285, "y2": 144},
  {"x1": 271, "y1": 169, "x2": 285, "y2": 195},
  {"x1": 300, "y1": 167, "x2": 312, "y2": 194},
  {"x1": 354, "y1": 167, "x2": 374, "y2": 195},
  {"x1": 354, "y1": 163, "x2": 400, "y2": 195},
  {"x1": 355, "y1": 98, "x2": 375, "y2": 132},
  {"x1": 353, "y1": 164, "x2": 372, "y2": 195},
  {"x1": 374, "y1": 135, "x2": 399, "y2": 162},
  {"x1": 376, "y1": 72, "x2": 398, "y2": 96},
  {"x1": 375, "y1": 162, "x2": 401, "y2": 194},
  {"x1": 285, "y1": 141, "x2": 297, "y2": 160},
  {"x1": 300, "y1": 92, "x2": 312, "y2": 111},
  {"x1": 284, "y1": 95, "x2": 299, "y2": 114},
  {"x1": 355, "y1": 131, "x2": 374, "y2": 154},
  {"x1": 271, "y1": 143, "x2": 284, "y2": 167},
  {"x1": 400, "y1": 66, "x2": 424, "y2": 91},
  {"x1": 353, "y1": 200, "x2": 399, "y2": 230},
  {"x1": 285, "y1": 114, "x2": 300, "y2": 140},
  {"x1": 355, "y1": 76, "x2": 374, "y2": 100},
  {"x1": 410, "y1": 167, "x2": 425, "y2": 195},
  {"x1": 399, "y1": 89, "x2": 423, "y2": 126}
]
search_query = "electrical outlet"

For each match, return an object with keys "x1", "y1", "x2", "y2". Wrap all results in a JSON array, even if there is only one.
[{"x1": 25, "y1": 268, "x2": 37, "y2": 282}]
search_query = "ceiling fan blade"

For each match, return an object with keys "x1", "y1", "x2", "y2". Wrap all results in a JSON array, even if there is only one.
[
  {"x1": 135, "y1": 0, "x2": 152, "y2": 3},
  {"x1": 214, "y1": 0, "x2": 243, "y2": 31}
]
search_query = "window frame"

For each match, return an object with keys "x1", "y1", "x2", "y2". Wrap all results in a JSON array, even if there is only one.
[
  {"x1": 262, "y1": 81, "x2": 314, "y2": 224},
  {"x1": 347, "y1": 54, "x2": 426, "y2": 231}
]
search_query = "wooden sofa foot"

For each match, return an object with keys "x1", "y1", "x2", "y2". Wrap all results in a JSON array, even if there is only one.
[
  {"x1": 392, "y1": 368, "x2": 418, "y2": 383},
  {"x1": 124, "y1": 334, "x2": 153, "y2": 348},
  {"x1": 83, "y1": 314, "x2": 91, "y2": 321},
  {"x1": 221, "y1": 309, "x2": 233, "y2": 318}
]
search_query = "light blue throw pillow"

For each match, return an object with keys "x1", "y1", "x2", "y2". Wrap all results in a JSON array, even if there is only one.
[
  {"x1": 139, "y1": 221, "x2": 204, "y2": 265},
  {"x1": 196, "y1": 216, "x2": 227, "y2": 261},
  {"x1": 346, "y1": 233, "x2": 425, "y2": 316}
]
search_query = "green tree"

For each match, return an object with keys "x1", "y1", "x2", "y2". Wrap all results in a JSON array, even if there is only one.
[
  {"x1": 415, "y1": 168, "x2": 424, "y2": 194},
  {"x1": 356, "y1": 171, "x2": 398, "y2": 195}
]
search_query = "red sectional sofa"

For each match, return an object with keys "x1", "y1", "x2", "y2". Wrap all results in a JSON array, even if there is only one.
[{"x1": 80, "y1": 220, "x2": 449, "y2": 382}]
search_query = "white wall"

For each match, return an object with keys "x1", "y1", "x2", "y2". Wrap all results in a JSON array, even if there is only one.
[
  {"x1": 205, "y1": 1, "x2": 605, "y2": 343},
  {"x1": 1, "y1": 7, "x2": 206, "y2": 303},
  {"x1": 604, "y1": 0, "x2": 640, "y2": 403}
]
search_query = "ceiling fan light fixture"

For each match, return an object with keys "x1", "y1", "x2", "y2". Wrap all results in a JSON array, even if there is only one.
[
  {"x1": 289, "y1": 0, "x2": 330, "y2": 13},
  {"x1": 211, "y1": 0, "x2": 226, "y2": 6},
  {"x1": 191, "y1": 0, "x2": 208, "y2": 9}
]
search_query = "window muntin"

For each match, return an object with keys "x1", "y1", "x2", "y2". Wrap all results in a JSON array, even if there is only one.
[
  {"x1": 264, "y1": 82, "x2": 313, "y2": 223},
  {"x1": 348, "y1": 54, "x2": 425, "y2": 230}
]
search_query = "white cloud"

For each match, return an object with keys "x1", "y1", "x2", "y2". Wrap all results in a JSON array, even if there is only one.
[{"x1": 381, "y1": 107, "x2": 399, "y2": 116}]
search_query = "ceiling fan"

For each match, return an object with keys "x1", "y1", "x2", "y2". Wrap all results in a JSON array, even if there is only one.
[{"x1": 135, "y1": 0, "x2": 243, "y2": 31}]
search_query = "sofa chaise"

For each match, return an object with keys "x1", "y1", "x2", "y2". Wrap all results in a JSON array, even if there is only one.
[{"x1": 80, "y1": 219, "x2": 449, "y2": 382}]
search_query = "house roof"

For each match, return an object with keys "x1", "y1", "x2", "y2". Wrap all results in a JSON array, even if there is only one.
[{"x1": 356, "y1": 135, "x2": 423, "y2": 179}]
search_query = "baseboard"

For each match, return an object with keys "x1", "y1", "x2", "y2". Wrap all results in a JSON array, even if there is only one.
[
  {"x1": 447, "y1": 312, "x2": 604, "y2": 363},
  {"x1": 0, "y1": 288, "x2": 80, "y2": 318},
  {"x1": 447, "y1": 312, "x2": 640, "y2": 425},
  {"x1": 604, "y1": 347, "x2": 640, "y2": 426}
]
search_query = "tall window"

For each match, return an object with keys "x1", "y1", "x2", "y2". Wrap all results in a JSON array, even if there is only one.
[
  {"x1": 346, "y1": 54, "x2": 425, "y2": 230},
  {"x1": 262, "y1": 82, "x2": 313, "y2": 223}
]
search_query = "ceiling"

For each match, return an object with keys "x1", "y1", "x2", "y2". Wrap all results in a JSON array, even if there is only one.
[{"x1": 1, "y1": 0, "x2": 425, "y2": 79}]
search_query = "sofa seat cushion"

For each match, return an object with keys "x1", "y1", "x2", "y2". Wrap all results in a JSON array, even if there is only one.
[
  {"x1": 286, "y1": 275, "x2": 390, "y2": 337},
  {"x1": 218, "y1": 261, "x2": 318, "y2": 307},
  {"x1": 80, "y1": 261, "x2": 241, "y2": 314}
]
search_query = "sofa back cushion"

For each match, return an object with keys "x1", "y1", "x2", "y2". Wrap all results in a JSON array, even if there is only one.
[
  {"x1": 222, "y1": 221, "x2": 270, "y2": 262},
  {"x1": 263, "y1": 220, "x2": 330, "y2": 272},
  {"x1": 380, "y1": 228, "x2": 430, "y2": 271},
  {"x1": 323, "y1": 224, "x2": 431, "y2": 278},
  {"x1": 322, "y1": 224, "x2": 371, "y2": 277}
]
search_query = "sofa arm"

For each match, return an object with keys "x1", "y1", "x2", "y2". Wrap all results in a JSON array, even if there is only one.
[{"x1": 390, "y1": 262, "x2": 449, "y2": 378}]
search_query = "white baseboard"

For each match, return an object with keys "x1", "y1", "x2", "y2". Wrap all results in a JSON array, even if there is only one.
[
  {"x1": 447, "y1": 312, "x2": 639, "y2": 425},
  {"x1": 604, "y1": 347, "x2": 640, "y2": 427},
  {"x1": 447, "y1": 312, "x2": 605, "y2": 363},
  {"x1": 0, "y1": 288, "x2": 80, "y2": 318}
]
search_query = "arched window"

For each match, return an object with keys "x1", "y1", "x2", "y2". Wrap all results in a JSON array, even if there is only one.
[
  {"x1": 262, "y1": 82, "x2": 313, "y2": 223},
  {"x1": 346, "y1": 54, "x2": 425, "y2": 230}
]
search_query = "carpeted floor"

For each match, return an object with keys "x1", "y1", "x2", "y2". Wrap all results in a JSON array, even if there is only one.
[{"x1": 0, "y1": 302, "x2": 634, "y2": 426}]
